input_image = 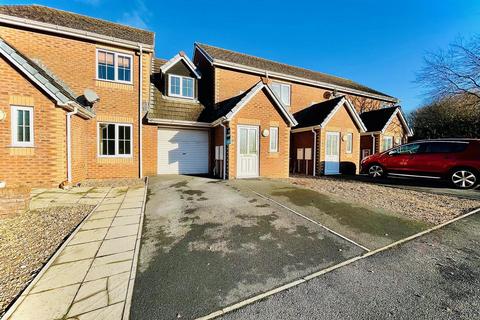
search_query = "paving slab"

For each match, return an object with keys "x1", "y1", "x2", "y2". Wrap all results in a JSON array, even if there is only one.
[{"x1": 4, "y1": 184, "x2": 146, "y2": 320}]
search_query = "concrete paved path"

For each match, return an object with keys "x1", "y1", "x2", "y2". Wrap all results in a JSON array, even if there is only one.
[
  {"x1": 2, "y1": 185, "x2": 146, "y2": 320},
  {"x1": 222, "y1": 211, "x2": 480, "y2": 320}
]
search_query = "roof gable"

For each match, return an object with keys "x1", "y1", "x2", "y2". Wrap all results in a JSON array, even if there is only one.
[
  {"x1": 160, "y1": 53, "x2": 201, "y2": 79},
  {"x1": 293, "y1": 96, "x2": 367, "y2": 132},
  {"x1": 0, "y1": 37, "x2": 94, "y2": 118},
  {"x1": 213, "y1": 81, "x2": 297, "y2": 126},
  {"x1": 360, "y1": 106, "x2": 412, "y2": 136},
  {"x1": 0, "y1": 5, "x2": 154, "y2": 47},
  {"x1": 195, "y1": 43, "x2": 397, "y2": 102}
]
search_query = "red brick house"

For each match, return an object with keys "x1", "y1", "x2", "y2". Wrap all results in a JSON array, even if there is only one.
[
  {"x1": 0, "y1": 5, "x2": 413, "y2": 187},
  {"x1": 0, "y1": 5, "x2": 153, "y2": 187},
  {"x1": 359, "y1": 106, "x2": 413, "y2": 159}
]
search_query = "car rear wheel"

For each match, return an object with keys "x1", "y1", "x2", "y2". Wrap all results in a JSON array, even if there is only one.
[
  {"x1": 450, "y1": 168, "x2": 478, "y2": 189},
  {"x1": 368, "y1": 164, "x2": 385, "y2": 178}
]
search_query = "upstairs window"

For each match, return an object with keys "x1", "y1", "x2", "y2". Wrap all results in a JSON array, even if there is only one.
[
  {"x1": 97, "y1": 49, "x2": 132, "y2": 83},
  {"x1": 98, "y1": 123, "x2": 132, "y2": 157},
  {"x1": 11, "y1": 106, "x2": 34, "y2": 147},
  {"x1": 271, "y1": 82, "x2": 291, "y2": 106},
  {"x1": 168, "y1": 74, "x2": 194, "y2": 99}
]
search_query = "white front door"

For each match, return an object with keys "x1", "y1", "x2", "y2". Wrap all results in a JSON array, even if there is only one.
[
  {"x1": 237, "y1": 125, "x2": 259, "y2": 178},
  {"x1": 325, "y1": 131, "x2": 340, "y2": 175}
]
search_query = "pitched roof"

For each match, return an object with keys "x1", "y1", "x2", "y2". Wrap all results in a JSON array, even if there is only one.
[
  {"x1": 212, "y1": 81, "x2": 297, "y2": 126},
  {"x1": 293, "y1": 96, "x2": 366, "y2": 132},
  {"x1": 360, "y1": 106, "x2": 413, "y2": 136},
  {"x1": 148, "y1": 58, "x2": 207, "y2": 123},
  {"x1": 160, "y1": 52, "x2": 201, "y2": 79},
  {"x1": 360, "y1": 106, "x2": 398, "y2": 132},
  {"x1": 195, "y1": 43, "x2": 397, "y2": 102},
  {"x1": 0, "y1": 5, "x2": 154, "y2": 46},
  {"x1": 0, "y1": 37, "x2": 94, "y2": 118},
  {"x1": 293, "y1": 97, "x2": 344, "y2": 129}
]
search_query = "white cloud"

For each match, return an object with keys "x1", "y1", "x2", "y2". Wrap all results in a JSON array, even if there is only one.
[{"x1": 118, "y1": 0, "x2": 151, "y2": 30}]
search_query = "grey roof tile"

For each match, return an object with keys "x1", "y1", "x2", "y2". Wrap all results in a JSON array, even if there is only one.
[
  {"x1": 197, "y1": 43, "x2": 396, "y2": 100},
  {"x1": 0, "y1": 5, "x2": 154, "y2": 45}
]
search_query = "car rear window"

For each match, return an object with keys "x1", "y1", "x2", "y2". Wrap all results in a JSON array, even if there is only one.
[{"x1": 423, "y1": 142, "x2": 469, "y2": 153}]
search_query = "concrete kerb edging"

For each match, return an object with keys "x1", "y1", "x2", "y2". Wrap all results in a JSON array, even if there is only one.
[
  {"x1": 122, "y1": 177, "x2": 148, "y2": 320},
  {"x1": 0, "y1": 192, "x2": 108, "y2": 320},
  {"x1": 196, "y1": 206, "x2": 480, "y2": 320}
]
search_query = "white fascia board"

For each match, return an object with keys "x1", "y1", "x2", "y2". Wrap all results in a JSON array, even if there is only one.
[
  {"x1": 380, "y1": 108, "x2": 413, "y2": 136},
  {"x1": 320, "y1": 97, "x2": 367, "y2": 132},
  {"x1": 224, "y1": 82, "x2": 264, "y2": 120},
  {"x1": 194, "y1": 44, "x2": 214, "y2": 65},
  {"x1": 160, "y1": 53, "x2": 202, "y2": 79},
  {"x1": 291, "y1": 125, "x2": 321, "y2": 133},
  {"x1": 0, "y1": 14, "x2": 154, "y2": 52},
  {"x1": 224, "y1": 82, "x2": 297, "y2": 127},
  {"x1": 0, "y1": 42, "x2": 94, "y2": 119},
  {"x1": 263, "y1": 84, "x2": 298, "y2": 126},
  {"x1": 147, "y1": 118, "x2": 212, "y2": 127},
  {"x1": 361, "y1": 131, "x2": 381, "y2": 136},
  {"x1": 210, "y1": 58, "x2": 398, "y2": 103}
]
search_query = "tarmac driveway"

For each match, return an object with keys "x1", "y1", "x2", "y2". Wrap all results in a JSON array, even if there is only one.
[{"x1": 130, "y1": 175, "x2": 427, "y2": 319}]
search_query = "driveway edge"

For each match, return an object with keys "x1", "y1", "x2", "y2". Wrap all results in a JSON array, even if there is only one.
[
  {"x1": 0, "y1": 195, "x2": 106, "y2": 320},
  {"x1": 122, "y1": 177, "x2": 148, "y2": 320},
  {"x1": 196, "y1": 206, "x2": 480, "y2": 320}
]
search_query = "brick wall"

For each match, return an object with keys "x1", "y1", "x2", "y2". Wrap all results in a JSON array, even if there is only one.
[
  {"x1": 228, "y1": 89, "x2": 290, "y2": 179},
  {"x1": 0, "y1": 57, "x2": 67, "y2": 187},
  {"x1": 213, "y1": 67, "x2": 393, "y2": 114},
  {"x1": 0, "y1": 25, "x2": 152, "y2": 184},
  {"x1": 318, "y1": 103, "x2": 361, "y2": 174},
  {"x1": 142, "y1": 122, "x2": 157, "y2": 176}
]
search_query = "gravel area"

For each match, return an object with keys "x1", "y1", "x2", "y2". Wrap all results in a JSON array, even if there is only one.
[
  {"x1": 79, "y1": 178, "x2": 144, "y2": 188},
  {"x1": 290, "y1": 176, "x2": 480, "y2": 225},
  {"x1": 0, "y1": 204, "x2": 94, "y2": 316}
]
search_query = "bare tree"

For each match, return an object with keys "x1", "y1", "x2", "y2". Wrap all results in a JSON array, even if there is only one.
[{"x1": 417, "y1": 35, "x2": 480, "y2": 104}]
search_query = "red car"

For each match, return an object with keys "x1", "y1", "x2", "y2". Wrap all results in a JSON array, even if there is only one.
[{"x1": 361, "y1": 139, "x2": 480, "y2": 189}]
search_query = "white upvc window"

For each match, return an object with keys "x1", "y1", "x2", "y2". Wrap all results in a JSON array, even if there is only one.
[
  {"x1": 345, "y1": 133, "x2": 353, "y2": 154},
  {"x1": 168, "y1": 74, "x2": 194, "y2": 99},
  {"x1": 11, "y1": 105, "x2": 34, "y2": 147},
  {"x1": 269, "y1": 127, "x2": 279, "y2": 152},
  {"x1": 271, "y1": 82, "x2": 291, "y2": 106},
  {"x1": 382, "y1": 136, "x2": 393, "y2": 151},
  {"x1": 96, "y1": 49, "x2": 133, "y2": 84},
  {"x1": 98, "y1": 123, "x2": 133, "y2": 157}
]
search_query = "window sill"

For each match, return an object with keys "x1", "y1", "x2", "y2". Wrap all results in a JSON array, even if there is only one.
[
  {"x1": 8, "y1": 145, "x2": 35, "y2": 148},
  {"x1": 97, "y1": 157, "x2": 134, "y2": 164},
  {"x1": 96, "y1": 78, "x2": 133, "y2": 85},
  {"x1": 162, "y1": 95, "x2": 200, "y2": 104}
]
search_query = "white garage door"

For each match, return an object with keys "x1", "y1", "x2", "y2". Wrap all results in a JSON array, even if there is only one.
[{"x1": 157, "y1": 128, "x2": 209, "y2": 174}]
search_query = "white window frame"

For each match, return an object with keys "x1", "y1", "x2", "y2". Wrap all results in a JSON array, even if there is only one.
[
  {"x1": 269, "y1": 127, "x2": 279, "y2": 152},
  {"x1": 96, "y1": 49, "x2": 133, "y2": 84},
  {"x1": 11, "y1": 105, "x2": 34, "y2": 147},
  {"x1": 345, "y1": 133, "x2": 353, "y2": 154},
  {"x1": 383, "y1": 136, "x2": 393, "y2": 151},
  {"x1": 271, "y1": 81, "x2": 291, "y2": 106},
  {"x1": 168, "y1": 74, "x2": 195, "y2": 99},
  {"x1": 97, "y1": 122, "x2": 133, "y2": 158}
]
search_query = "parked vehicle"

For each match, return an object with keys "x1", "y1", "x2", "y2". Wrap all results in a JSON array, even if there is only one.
[{"x1": 360, "y1": 139, "x2": 480, "y2": 189}]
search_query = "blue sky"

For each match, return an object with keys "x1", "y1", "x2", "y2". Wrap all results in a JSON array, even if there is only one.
[{"x1": 4, "y1": 0, "x2": 480, "y2": 112}]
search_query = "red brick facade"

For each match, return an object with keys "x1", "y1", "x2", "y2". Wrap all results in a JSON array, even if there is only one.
[{"x1": 0, "y1": 25, "x2": 152, "y2": 187}]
